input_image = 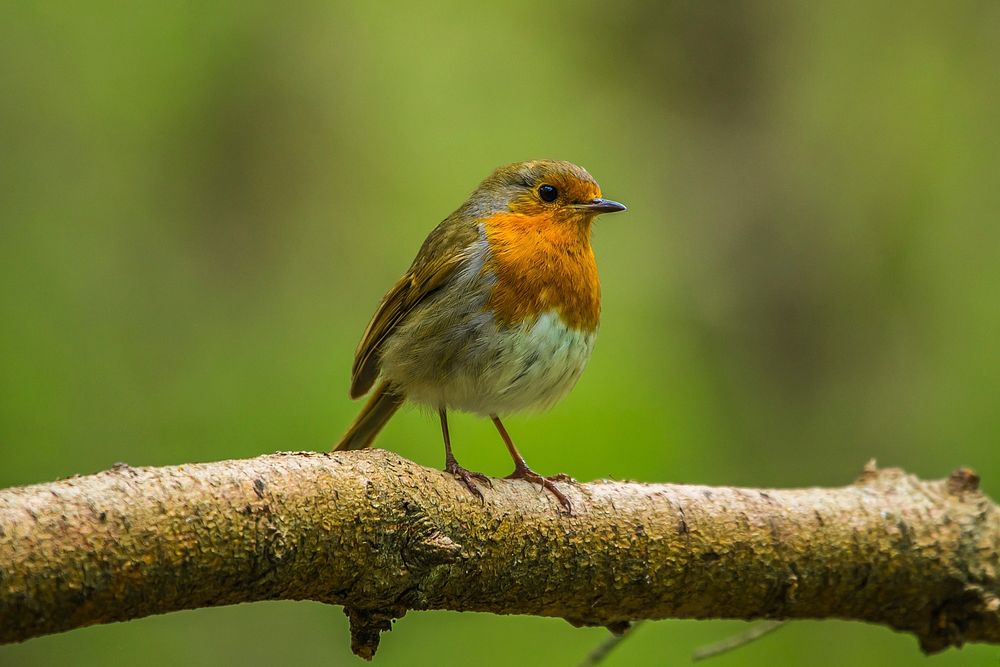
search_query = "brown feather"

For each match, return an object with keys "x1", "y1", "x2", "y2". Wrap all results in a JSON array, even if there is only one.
[
  {"x1": 334, "y1": 381, "x2": 405, "y2": 450},
  {"x1": 349, "y1": 216, "x2": 479, "y2": 398}
]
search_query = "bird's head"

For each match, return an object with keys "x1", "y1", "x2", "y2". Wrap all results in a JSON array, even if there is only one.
[{"x1": 463, "y1": 160, "x2": 626, "y2": 225}]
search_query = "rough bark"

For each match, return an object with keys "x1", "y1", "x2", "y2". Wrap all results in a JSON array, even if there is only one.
[{"x1": 0, "y1": 450, "x2": 997, "y2": 659}]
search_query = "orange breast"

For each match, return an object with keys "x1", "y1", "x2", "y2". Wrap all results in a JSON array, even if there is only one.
[{"x1": 482, "y1": 213, "x2": 601, "y2": 330}]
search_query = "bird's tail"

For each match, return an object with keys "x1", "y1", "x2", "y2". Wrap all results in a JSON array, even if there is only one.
[{"x1": 333, "y1": 381, "x2": 406, "y2": 451}]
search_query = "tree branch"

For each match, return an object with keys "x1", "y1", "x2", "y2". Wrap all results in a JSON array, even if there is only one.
[{"x1": 1, "y1": 451, "x2": 997, "y2": 659}]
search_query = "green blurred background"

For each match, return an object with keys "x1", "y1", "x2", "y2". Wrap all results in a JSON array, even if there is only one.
[{"x1": 2, "y1": 1, "x2": 998, "y2": 665}]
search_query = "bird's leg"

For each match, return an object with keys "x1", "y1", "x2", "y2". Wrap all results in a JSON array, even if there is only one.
[
  {"x1": 440, "y1": 408, "x2": 491, "y2": 501},
  {"x1": 491, "y1": 415, "x2": 573, "y2": 513}
]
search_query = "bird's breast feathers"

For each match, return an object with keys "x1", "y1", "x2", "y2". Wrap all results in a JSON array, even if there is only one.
[{"x1": 479, "y1": 214, "x2": 601, "y2": 331}]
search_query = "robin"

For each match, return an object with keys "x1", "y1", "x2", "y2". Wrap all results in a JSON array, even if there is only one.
[{"x1": 334, "y1": 160, "x2": 626, "y2": 511}]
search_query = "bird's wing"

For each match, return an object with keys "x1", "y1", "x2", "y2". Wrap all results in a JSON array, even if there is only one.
[{"x1": 349, "y1": 218, "x2": 479, "y2": 398}]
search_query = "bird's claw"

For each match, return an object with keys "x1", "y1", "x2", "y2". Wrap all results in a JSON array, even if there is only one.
[
  {"x1": 506, "y1": 466, "x2": 574, "y2": 514},
  {"x1": 445, "y1": 462, "x2": 493, "y2": 502}
]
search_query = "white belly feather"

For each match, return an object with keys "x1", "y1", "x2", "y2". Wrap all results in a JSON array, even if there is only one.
[
  {"x1": 449, "y1": 310, "x2": 595, "y2": 415},
  {"x1": 383, "y1": 308, "x2": 596, "y2": 417}
]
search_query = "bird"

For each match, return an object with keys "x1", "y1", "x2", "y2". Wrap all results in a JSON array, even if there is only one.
[{"x1": 333, "y1": 160, "x2": 626, "y2": 511}]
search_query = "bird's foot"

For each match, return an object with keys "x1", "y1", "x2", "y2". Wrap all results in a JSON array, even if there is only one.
[
  {"x1": 445, "y1": 461, "x2": 493, "y2": 502},
  {"x1": 506, "y1": 466, "x2": 574, "y2": 513}
]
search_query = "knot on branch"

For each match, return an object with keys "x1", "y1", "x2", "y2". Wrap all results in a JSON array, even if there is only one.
[
  {"x1": 855, "y1": 458, "x2": 881, "y2": 484},
  {"x1": 946, "y1": 467, "x2": 981, "y2": 495},
  {"x1": 403, "y1": 528, "x2": 461, "y2": 567},
  {"x1": 854, "y1": 461, "x2": 929, "y2": 495},
  {"x1": 344, "y1": 606, "x2": 406, "y2": 660},
  {"x1": 399, "y1": 500, "x2": 462, "y2": 568},
  {"x1": 920, "y1": 584, "x2": 1000, "y2": 654}
]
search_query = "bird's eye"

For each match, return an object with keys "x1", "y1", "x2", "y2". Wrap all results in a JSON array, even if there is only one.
[{"x1": 538, "y1": 184, "x2": 558, "y2": 202}]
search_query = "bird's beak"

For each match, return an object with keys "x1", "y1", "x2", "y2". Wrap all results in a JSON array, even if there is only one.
[{"x1": 574, "y1": 198, "x2": 627, "y2": 214}]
